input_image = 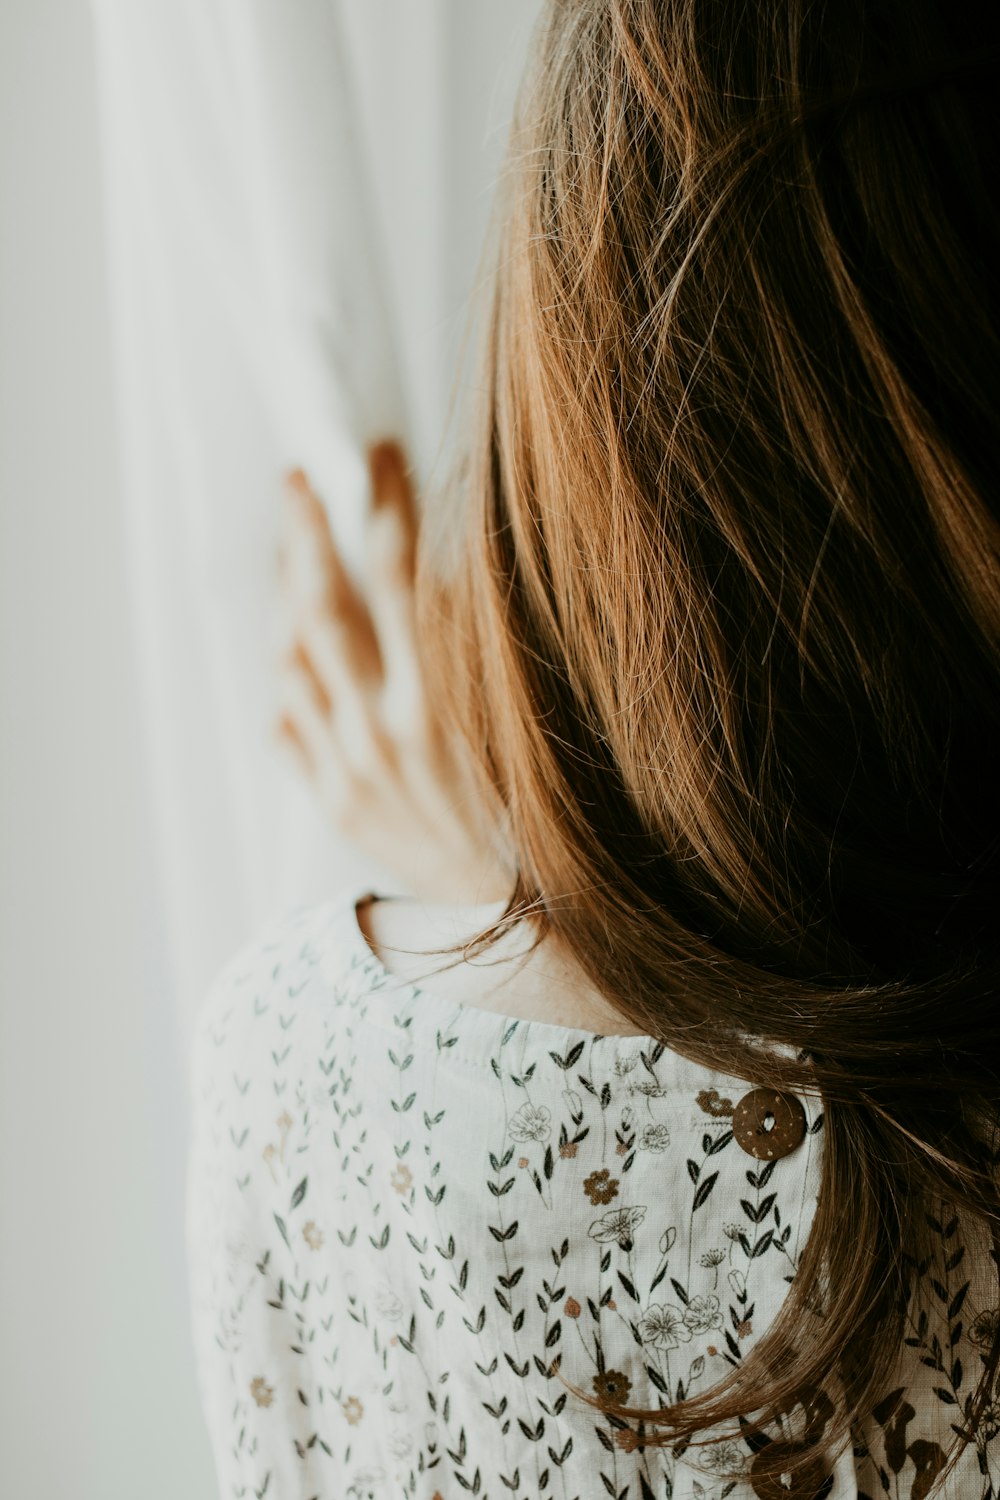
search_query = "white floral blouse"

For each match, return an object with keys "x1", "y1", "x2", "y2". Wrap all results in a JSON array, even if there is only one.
[{"x1": 186, "y1": 890, "x2": 1000, "y2": 1500}]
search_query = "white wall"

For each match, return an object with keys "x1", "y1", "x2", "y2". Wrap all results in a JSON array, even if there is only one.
[
  {"x1": 0, "y1": 3, "x2": 538, "y2": 1496},
  {"x1": 0, "y1": 2, "x2": 216, "y2": 1494}
]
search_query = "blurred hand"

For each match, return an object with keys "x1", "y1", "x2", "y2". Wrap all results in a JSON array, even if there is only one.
[{"x1": 273, "y1": 443, "x2": 510, "y2": 903}]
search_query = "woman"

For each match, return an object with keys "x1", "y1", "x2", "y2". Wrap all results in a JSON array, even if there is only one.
[{"x1": 186, "y1": 1, "x2": 1000, "y2": 1496}]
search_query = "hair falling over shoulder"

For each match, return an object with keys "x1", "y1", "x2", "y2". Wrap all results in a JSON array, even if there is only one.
[{"x1": 416, "y1": 0, "x2": 1000, "y2": 1488}]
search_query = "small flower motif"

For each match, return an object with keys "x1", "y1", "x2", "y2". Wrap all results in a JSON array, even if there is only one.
[
  {"x1": 508, "y1": 1102, "x2": 552, "y2": 1142},
  {"x1": 616, "y1": 1140, "x2": 628, "y2": 1155},
  {"x1": 424, "y1": 1422, "x2": 439, "y2": 1447},
  {"x1": 614, "y1": 1052, "x2": 640, "y2": 1076},
  {"x1": 559, "y1": 1140, "x2": 578, "y2": 1159},
  {"x1": 390, "y1": 1162, "x2": 412, "y2": 1195},
  {"x1": 276, "y1": 1110, "x2": 294, "y2": 1132},
  {"x1": 737, "y1": 1317, "x2": 753, "y2": 1338},
  {"x1": 979, "y1": 1403, "x2": 1000, "y2": 1442},
  {"x1": 683, "y1": 1293, "x2": 724, "y2": 1334},
  {"x1": 607, "y1": 1298, "x2": 617, "y2": 1311},
  {"x1": 302, "y1": 1220, "x2": 324, "y2": 1251},
  {"x1": 583, "y1": 1168, "x2": 620, "y2": 1206},
  {"x1": 638, "y1": 1122, "x2": 671, "y2": 1152},
  {"x1": 629, "y1": 1080, "x2": 667, "y2": 1097},
  {"x1": 342, "y1": 1395, "x2": 364, "y2": 1425},
  {"x1": 388, "y1": 1430, "x2": 412, "y2": 1458},
  {"x1": 638, "y1": 1302, "x2": 693, "y2": 1350},
  {"x1": 588, "y1": 1204, "x2": 648, "y2": 1248},
  {"x1": 723, "y1": 1222, "x2": 743, "y2": 1241},
  {"x1": 562, "y1": 1089, "x2": 583, "y2": 1116},
  {"x1": 659, "y1": 1227, "x2": 677, "y2": 1254},
  {"x1": 374, "y1": 1284, "x2": 403, "y2": 1321},
  {"x1": 615, "y1": 1427, "x2": 641, "y2": 1451},
  {"x1": 250, "y1": 1376, "x2": 274, "y2": 1408},
  {"x1": 696, "y1": 1088, "x2": 734, "y2": 1117},
  {"x1": 565, "y1": 1296, "x2": 582, "y2": 1319},
  {"x1": 698, "y1": 1248, "x2": 726, "y2": 1268},
  {"x1": 707, "y1": 1345, "x2": 718, "y2": 1356},
  {"x1": 518, "y1": 1156, "x2": 529, "y2": 1168},
  {"x1": 970, "y1": 1309, "x2": 1000, "y2": 1350},
  {"x1": 592, "y1": 1368, "x2": 633, "y2": 1408},
  {"x1": 698, "y1": 1441, "x2": 744, "y2": 1475},
  {"x1": 728, "y1": 1269, "x2": 747, "y2": 1298}
]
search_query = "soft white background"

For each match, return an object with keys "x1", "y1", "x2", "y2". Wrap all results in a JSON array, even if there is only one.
[{"x1": 0, "y1": 2, "x2": 536, "y2": 1495}]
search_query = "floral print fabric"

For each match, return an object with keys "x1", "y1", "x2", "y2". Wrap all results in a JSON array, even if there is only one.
[{"x1": 186, "y1": 891, "x2": 1000, "y2": 1499}]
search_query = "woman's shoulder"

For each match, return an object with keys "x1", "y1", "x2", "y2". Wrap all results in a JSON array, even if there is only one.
[
  {"x1": 189, "y1": 887, "x2": 368, "y2": 1068},
  {"x1": 185, "y1": 892, "x2": 834, "y2": 1497}
]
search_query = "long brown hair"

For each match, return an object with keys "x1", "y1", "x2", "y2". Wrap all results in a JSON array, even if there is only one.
[{"x1": 418, "y1": 0, "x2": 1000, "y2": 1486}]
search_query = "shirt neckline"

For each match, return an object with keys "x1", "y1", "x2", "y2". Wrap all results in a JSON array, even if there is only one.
[
  {"x1": 306, "y1": 889, "x2": 820, "y2": 1111},
  {"x1": 339, "y1": 888, "x2": 666, "y2": 1050}
]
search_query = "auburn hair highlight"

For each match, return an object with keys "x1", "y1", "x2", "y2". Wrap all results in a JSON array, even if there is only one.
[{"x1": 417, "y1": 0, "x2": 1000, "y2": 1487}]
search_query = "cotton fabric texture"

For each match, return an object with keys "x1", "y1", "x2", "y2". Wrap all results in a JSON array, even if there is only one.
[{"x1": 186, "y1": 891, "x2": 1000, "y2": 1499}]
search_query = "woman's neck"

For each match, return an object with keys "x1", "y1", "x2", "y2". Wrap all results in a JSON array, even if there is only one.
[{"x1": 355, "y1": 892, "x2": 652, "y2": 1036}]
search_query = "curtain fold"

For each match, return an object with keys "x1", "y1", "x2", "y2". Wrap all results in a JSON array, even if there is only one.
[{"x1": 90, "y1": 0, "x2": 539, "y2": 1043}]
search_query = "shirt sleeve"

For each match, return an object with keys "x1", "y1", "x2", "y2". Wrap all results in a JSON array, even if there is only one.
[{"x1": 184, "y1": 925, "x2": 331, "y2": 1499}]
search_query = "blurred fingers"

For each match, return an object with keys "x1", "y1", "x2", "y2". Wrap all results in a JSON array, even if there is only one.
[
  {"x1": 275, "y1": 649, "x2": 354, "y2": 804},
  {"x1": 291, "y1": 637, "x2": 332, "y2": 716},
  {"x1": 294, "y1": 606, "x2": 358, "y2": 715},
  {"x1": 275, "y1": 711, "x2": 310, "y2": 772},
  {"x1": 275, "y1": 650, "x2": 333, "y2": 779},
  {"x1": 369, "y1": 441, "x2": 417, "y2": 580},
  {"x1": 284, "y1": 468, "x2": 347, "y2": 608},
  {"x1": 286, "y1": 617, "x2": 392, "y2": 778},
  {"x1": 283, "y1": 469, "x2": 382, "y2": 679},
  {"x1": 365, "y1": 441, "x2": 422, "y2": 699}
]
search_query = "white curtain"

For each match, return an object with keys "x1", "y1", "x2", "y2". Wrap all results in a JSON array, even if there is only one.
[{"x1": 90, "y1": 0, "x2": 540, "y2": 1046}]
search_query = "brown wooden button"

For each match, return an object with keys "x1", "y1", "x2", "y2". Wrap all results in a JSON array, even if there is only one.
[{"x1": 731, "y1": 1088, "x2": 807, "y2": 1161}]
